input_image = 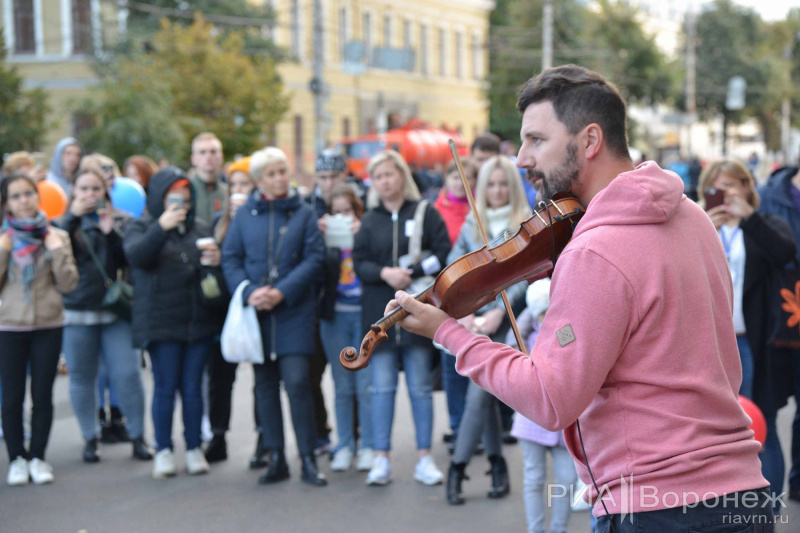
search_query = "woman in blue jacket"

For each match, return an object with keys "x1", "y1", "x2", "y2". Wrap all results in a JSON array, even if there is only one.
[{"x1": 222, "y1": 147, "x2": 326, "y2": 486}]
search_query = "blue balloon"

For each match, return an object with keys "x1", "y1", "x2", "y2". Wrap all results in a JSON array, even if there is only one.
[{"x1": 110, "y1": 177, "x2": 146, "y2": 218}]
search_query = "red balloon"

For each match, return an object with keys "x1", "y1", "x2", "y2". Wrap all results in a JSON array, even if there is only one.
[
  {"x1": 37, "y1": 180, "x2": 67, "y2": 220},
  {"x1": 738, "y1": 395, "x2": 767, "y2": 451}
]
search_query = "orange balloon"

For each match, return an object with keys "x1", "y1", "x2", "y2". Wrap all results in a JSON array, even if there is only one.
[
  {"x1": 37, "y1": 181, "x2": 67, "y2": 220},
  {"x1": 738, "y1": 395, "x2": 767, "y2": 452}
]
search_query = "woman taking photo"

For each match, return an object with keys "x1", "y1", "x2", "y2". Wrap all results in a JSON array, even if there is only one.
[
  {"x1": 222, "y1": 147, "x2": 326, "y2": 486},
  {"x1": 54, "y1": 169, "x2": 151, "y2": 464},
  {"x1": 319, "y1": 184, "x2": 374, "y2": 472},
  {"x1": 0, "y1": 174, "x2": 78, "y2": 485},
  {"x1": 125, "y1": 167, "x2": 225, "y2": 479},
  {"x1": 699, "y1": 160, "x2": 796, "y2": 510},
  {"x1": 444, "y1": 155, "x2": 531, "y2": 505},
  {"x1": 353, "y1": 150, "x2": 451, "y2": 486}
]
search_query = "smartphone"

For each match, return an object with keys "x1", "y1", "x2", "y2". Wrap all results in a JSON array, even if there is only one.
[
  {"x1": 704, "y1": 188, "x2": 725, "y2": 211},
  {"x1": 95, "y1": 199, "x2": 106, "y2": 211},
  {"x1": 167, "y1": 193, "x2": 184, "y2": 210}
]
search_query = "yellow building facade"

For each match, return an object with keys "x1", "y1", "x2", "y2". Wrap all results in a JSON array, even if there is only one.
[{"x1": 268, "y1": 0, "x2": 494, "y2": 174}]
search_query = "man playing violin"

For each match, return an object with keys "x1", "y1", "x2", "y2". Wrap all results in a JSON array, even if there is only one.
[{"x1": 386, "y1": 65, "x2": 774, "y2": 532}]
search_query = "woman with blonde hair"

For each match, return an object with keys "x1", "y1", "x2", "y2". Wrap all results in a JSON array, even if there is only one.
[
  {"x1": 221, "y1": 147, "x2": 327, "y2": 486},
  {"x1": 353, "y1": 150, "x2": 451, "y2": 486},
  {"x1": 80, "y1": 154, "x2": 121, "y2": 191},
  {"x1": 444, "y1": 155, "x2": 531, "y2": 505},
  {"x1": 698, "y1": 159, "x2": 796, "y2": 511}
]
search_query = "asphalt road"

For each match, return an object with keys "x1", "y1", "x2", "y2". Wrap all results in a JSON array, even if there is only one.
[{"x1": 0, "y1": 364, "x2": 797, "y2": 533}]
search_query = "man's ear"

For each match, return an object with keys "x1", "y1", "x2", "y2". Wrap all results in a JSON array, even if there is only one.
[{"x1": 583, "y1": 124, "x2": 603, "y2": 160}]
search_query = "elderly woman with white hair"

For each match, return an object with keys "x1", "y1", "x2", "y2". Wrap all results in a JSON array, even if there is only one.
[
  {"x1": 221, "y1": 147, "x2": 326, "y2": 486},
  {"x1": 352, "y1": 150, "x2": 451, "y2": 486}
]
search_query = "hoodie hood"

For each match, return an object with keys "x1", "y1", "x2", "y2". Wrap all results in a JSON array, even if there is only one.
[
  {"x1": 49, "y1": 137, "x2": 81, "y2": 178},
  {"x1": 147, "y1": 166, "x2": 196, "y2": 221},
  {"x1": 573, "y1": 161, "x2": 685, "y2": 239}
]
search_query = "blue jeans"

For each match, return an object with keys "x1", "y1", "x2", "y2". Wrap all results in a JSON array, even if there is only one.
[
  {"x1": 253, "y1": 354, "x2": 317, "y2": 456},
  {"x1": 96, "y1": 361, "x2": 120, "y2": 408},
  {"x1": 441, "y1": 350, "x2": 469, "y2": 434},
  {"x1": 63, "y1": 320, "x2": 146, "y2": 440},
  {"x1": 320, "y1": 310, "x2": 374, "y2": 452},
  {"x1": 737, "y1": 335, "x2": 754, "y2": 400},
  {"x1": 371, "y1": 346, "x2": 433, "y2": 451},
  {"x1": 760, "y1": 408, "x2": 785, "y2": 513},
  {"x1": 520, "y1": 440, "x2": 576, "y2": 533},
  {"x1": 595, "y1": 489, "x2": 774, "y2": 532},
  {"x1": 148, "y1": 338, "x2": 211, "y2": 451},
  {"x1": 787, "y1": 348, "x2": 800, "y2": 492}
]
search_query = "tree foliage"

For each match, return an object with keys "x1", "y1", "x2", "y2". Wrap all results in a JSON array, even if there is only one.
[
  {"x1": 488, "y1": 0, "x2": 678, "y2": 142},
  {"x1": 0, "y1": 35, "x2": 51, "y2": 155},
  {"x1": 77, "y1": 15, "x2": 290, "y2": 166}
]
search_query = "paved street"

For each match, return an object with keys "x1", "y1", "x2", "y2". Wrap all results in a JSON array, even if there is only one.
[{"x1": 0, "y1": 364, "x2": 798, "y2": 533}]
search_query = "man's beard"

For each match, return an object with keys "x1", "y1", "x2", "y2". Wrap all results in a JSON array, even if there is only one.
[{"x1": 527, "y1": 141, "x2": 581, "y2": 200}]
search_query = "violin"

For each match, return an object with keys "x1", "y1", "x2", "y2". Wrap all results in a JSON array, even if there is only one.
[{"x1": 339, "y1": 194, "x2": 585, "y2": 371}]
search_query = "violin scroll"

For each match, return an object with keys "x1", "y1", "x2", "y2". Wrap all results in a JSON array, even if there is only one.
[{"x1": 339, "y1": 325, "x2": 389, "y2": 371}]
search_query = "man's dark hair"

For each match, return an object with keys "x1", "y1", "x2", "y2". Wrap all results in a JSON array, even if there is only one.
[
  {"x1": 517, "y1": 65, "x2": 630, "y2": 159},
  {"x1": 471, "y1": 133, "x2": 501, "y2": 155}
]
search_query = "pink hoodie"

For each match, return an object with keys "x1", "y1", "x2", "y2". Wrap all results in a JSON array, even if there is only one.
[{"x1": 435, "y1": 162, "x2": 767, "y2": 517}]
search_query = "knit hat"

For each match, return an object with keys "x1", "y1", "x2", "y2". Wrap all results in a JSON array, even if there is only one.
[
  {"x1": 227, "y1": 157, "x2": 251, "y2": 178},
  {"x1": 316, "y1": 149, "x2": 346, "y2": 173},
  {"x1": 526, "y1": 278, "x2": 551, "y2": 321}
]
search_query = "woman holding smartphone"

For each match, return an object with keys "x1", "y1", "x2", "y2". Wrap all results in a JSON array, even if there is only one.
[
  {"x1": 124, "y1": 167, "x2": 225, "y2": 479},
  {"x1": 0, "y1": 173, "x2": 78, "y2": 485},
  {"x1": 55, "y1": 169, "x2": 152, "y2": 464},
  {"x1": 698, "y1": 160, "x2": 796, "y2": 511}
]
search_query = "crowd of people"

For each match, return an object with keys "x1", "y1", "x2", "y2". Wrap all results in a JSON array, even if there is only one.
[{"x1": 1, "y1": 118, "x2": 799, "y2": 532}]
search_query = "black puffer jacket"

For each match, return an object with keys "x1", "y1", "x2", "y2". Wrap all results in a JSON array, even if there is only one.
[
  {"x1": 124, "y1": 167, "x2": 225, "y2": 348},
  {"x1": 353, "y1": 199, "x2": 451, "y2": 349},
  {"x1": 55, "y1": 210, "x2": 131, "y2": 311}
]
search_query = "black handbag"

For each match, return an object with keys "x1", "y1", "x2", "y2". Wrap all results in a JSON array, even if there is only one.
[
  {"x1": 772, "y1": 261, "x2": 800, "y2": 350},
  {"x1": 78, "y1": 229, "x2": 134, "y2": 321}
]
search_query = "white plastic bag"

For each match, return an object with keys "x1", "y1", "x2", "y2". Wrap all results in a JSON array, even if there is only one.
[{"x1": 221, "y1": 281, "x2": 264, "y2": 364}]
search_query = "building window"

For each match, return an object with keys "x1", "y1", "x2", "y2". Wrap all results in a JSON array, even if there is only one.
[
  {"x1": 420, "y1": 24, "x2": 428, "y2": 75},
  {"x1": 12, "y1": 0, "x2": 35, "y2": 54},
  {"x1": 72, "y1": 0, "x2": 93, "y2": 55},
  {"x1": 473, "y1": 32, "x2": 482, "y2": 79},
  {"x1": 383, "y1": 14, "x2": 391, "y2": 47},
  {"x1": 438, "y1": 28, "x2": 446, "y2": 76},
  {"x1": 294, "y1": 115, "x2": 304, "y2": 172},
  {"x1": 339, "y1": 7, "x2": 348, "y2": 61},
  {"x1": 343, "y1": 117, "x2": 351, "y2": 138},
  {"x1": 403, "y1": 20, "x2": 410, "y2": 50},
  {"x1": 363, "y1": 12, "x2": 372, "y2": 65},
  {"x1": 291, "y1": 0, "x2": 301, "y2": 59},
  {"x1": 456, "y1": 32, "x2": 463, "y2": 78}
]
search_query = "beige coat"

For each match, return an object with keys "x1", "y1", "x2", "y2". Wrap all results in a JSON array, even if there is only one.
[{"x1": 0, "y1": 227, "x2": 79, "y2": 329}]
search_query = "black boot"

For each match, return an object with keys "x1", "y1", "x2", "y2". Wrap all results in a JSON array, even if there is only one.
[
  {"x1": 447, "y1": 462, "x2": 468, "y2": 505},
  {"x1": 249, "y1": 434, "x2": 269, "y2": 470},
  {"x1": 99, "y1": 409, "x2": 117, "y2": 444},
  {"x1": 258, "y1": 450, "x2": 289, "y2": 484},
  {"x1": 83, "y1": 438, "x2": 101, "y2": 463},
  {"x1": 109, "y1": 407, "x2": 130, "y2": 443},
  {"x1": 300, "y1": 454, "x2": 327, "y2": 487},
  {"x1": 204, "y1": 434, "x2": 228, "y2": 463},
  {"x1": 131, "y1": 436, "x2": 153, "y2": 460},
  {"x1": 487, "y1": 455, "x2": 510, "y2": 499}
]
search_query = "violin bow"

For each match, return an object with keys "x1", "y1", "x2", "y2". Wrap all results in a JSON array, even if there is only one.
[{"x1": 449, "y1": 140, "x2": 528, "y2": 355}]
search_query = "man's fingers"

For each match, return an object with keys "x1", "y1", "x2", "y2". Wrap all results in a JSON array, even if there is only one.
[
  {"x1": 395, "y1": 291, "x2": 426, "y2": 315},
  {"x1": 384, "y1": 298, "x2": 401, "y2": 316}
]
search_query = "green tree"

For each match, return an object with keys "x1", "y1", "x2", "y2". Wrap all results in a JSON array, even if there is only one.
[
  {"x1": 0, "y1": 35, "x2": 51, "y2": 154},
  {"x1": 77, "y1": 15, "x2": 290, "y2": 166},
  {"x1": 487, "y1": 0, "x2": 677, "y2": 142}
]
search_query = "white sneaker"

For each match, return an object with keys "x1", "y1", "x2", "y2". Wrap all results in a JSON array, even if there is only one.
[
  {"x1": 185, "y1": 448, "x2": 210, "y2": 475},
  {"x1": 152, "y1": 449, "x2": 177, "y2": 479},
  {"x1": 366, "y1": 455, "x2": 392, "y2": 485},
  {"x1": 7, "y1": 457, "x2": 29, "y2": 486},
  {"x1": 28, "y1": 458, "x2": 54, "y2": 485},
  {"x1": 414, "y1": 456, "x2": 443, "y2": 485},
  {"x1": 330, "y1": 447, "x2": 354, "y2": 472},
  {"x1": 355, "y1": 448, "x2": 375, "y2": 472},
  {"x1": 201, "y1": 415, "x2": 213, "y2": 443}
]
